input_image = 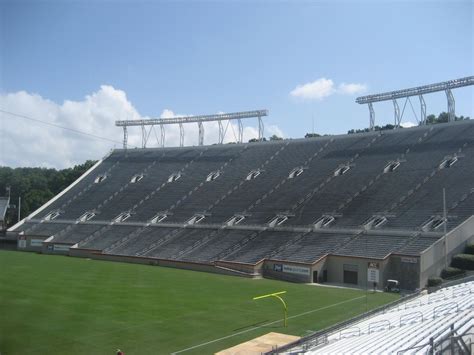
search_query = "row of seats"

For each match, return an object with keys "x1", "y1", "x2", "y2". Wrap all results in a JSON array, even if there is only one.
[
  {"x1": 297, "y1": 281, "x2": 474, "y2": 354},
  {"x1": 14, "y1": 121, "x2": 474, "y2": 266},
  {"x1": 28, "y1": 121, "x2": 474, "y2": 232},
  {"x1": 22, "y1": 220, "x2": 440, "y2": 266}
]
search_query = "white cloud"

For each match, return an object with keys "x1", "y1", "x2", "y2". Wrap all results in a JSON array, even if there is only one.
[
  {"x1": 290, "y1": 78, "x2": 335, "y2": 100},
  {"x1": 338, "y1": 82, "x2": 367, "y2": 95},
  {"x1": 160, "y1": 109, "x2": 178, "y2": 119},
  {"x1": 0, "y1": 86, "x2": 283, "y2": 168},
  {"x1": 401, "y1": 121, "x2": 417, "y2": 128},
  {"x1": 290, "y1": 78, "x2": 367, "y2": 100}
]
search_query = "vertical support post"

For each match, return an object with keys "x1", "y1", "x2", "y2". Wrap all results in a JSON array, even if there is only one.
[
  {"x1": 198, "y1": 121, "x2": 204, "y2": 146},
  {"x1": 122, "y1": 126, "x2": 128, "y2": 149},
  {"x1": 160, "y1": 124, "x2": 165, "y2": 148},
  {"x1": 419, "y1": 94, "x2": 427, "y2": 125},
  {"x1": 449, "y1": 324, "x2": 455, "y2": 354},
  {"x1": 143, "y1": 125, "x2": 154, "y2": 148},
  {"x1": 237, "y1": 119, "x2": 243, "y2": 143},
  {"x1": 368, "y1": 102, "x2": 375, "y2": 130},
  {"x1": 18, "y1": 196, "x2": 21, "y2": 222},
  {"x1": 141, "y1": 124, "x2": 146, "y2": 148},
  {"x1": 218, "y1": 120, "x2": 224, "y2": 144},
  {"x1": 445, "y1": 89, "x2": 455, "y2": 122},
  {"x1": 179, "y1": 123, "x2": 184, "y2": 147},
  {"x1": 443, "y1": 188, "x2": 448, "y2": 268},
  {"x1": 393, "y1": 99, "x2": 401, "y2": 128},
  {"x1": 258, "y1": 115, "x2": 264, "y2": 141},
  {"x1": 365, "y1": 233, "x2": 368, "y2": 314}
]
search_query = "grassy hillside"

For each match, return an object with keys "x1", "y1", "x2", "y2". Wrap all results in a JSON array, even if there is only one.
[{"x1": 0, "y1": 251, "x2": 399, "y2": 354}]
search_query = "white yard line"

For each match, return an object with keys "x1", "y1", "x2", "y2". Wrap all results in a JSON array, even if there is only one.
[{"x1": 171, "y1": 295, "x2": 366, "y2": 354}]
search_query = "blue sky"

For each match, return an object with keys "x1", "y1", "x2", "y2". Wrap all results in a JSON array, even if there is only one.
[{"x1": 0, "y1": 0, "x2": 473, "y2": 167}]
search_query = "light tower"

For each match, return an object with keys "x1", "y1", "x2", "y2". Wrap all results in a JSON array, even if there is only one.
[
  {"x1": 115, "y1": 109, "x2": 269, "y2": 149},
  {"x1": 356, "y1": 76, "x2": 474, "y2": 129}
]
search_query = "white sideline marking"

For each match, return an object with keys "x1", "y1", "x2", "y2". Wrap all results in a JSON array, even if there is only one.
[{"x1": 171, "y1": 295, "x2": 365, "y2": 354}]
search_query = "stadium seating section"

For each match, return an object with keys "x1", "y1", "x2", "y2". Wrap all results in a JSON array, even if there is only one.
[
  {"x1": 13, "y1": 120, "x2": 474, "y2": 266},
  {"x1": 285, "y1": 281, "x2": 474, "y2": 354}
]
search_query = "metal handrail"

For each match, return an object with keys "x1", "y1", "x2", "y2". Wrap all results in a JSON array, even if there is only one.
[
  {"x1": 433, "y1": 302, "x2": 458, "y2": 318},
  {"x1": 404, "y1": 299, "x2": 421, "y2": 310},
  {"x1": 428, "y1": 292, "x2": 446, "y2": 304},
  {"x1": 400, "y1": 311, "x2": 424, "y2": 326},
  {"x1": 339, "y1": 326, "x2": 360, "y2": 339},
  {"x1": 369, "y1": 319, "x2": 391, "y2": 334}
]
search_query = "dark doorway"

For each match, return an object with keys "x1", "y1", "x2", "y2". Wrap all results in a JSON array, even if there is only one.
[
  {"x1": 313, "y1": 270, "x2": 318, "y2": 283},
  {"x1": 343, "y1": 270, "x2": 358, "y2": 284},
  {"x1": 323, "y1": 269, "x2": 328, "y2": 282}
]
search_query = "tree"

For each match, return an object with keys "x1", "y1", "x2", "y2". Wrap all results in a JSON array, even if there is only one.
[
  {"x1": 348, "y1": 112, "x2": 470, "y2": 135},
  {"x1": 425, "y1": 112, "x2": 469, "y2": 125},
  {"x1": 305, "y1": 133, "x2": 321, "y2": 138},
  {"x1": 248, "y1": 137, "x2": 267, "y2": 143},
  {"x1": 269, "y1": 135, "x2": 283, "y2": 141},
  {"x1": 348, "y1": 124, "x2": 396, "y2": 135}
]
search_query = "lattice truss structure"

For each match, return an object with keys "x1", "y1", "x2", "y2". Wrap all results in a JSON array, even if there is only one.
[
  {"x1": 356, "y1": 76, "x2": 474, "y2": 129},
  {"x1": 116, "y1": 110, "x2": 268, "y2": 148}
]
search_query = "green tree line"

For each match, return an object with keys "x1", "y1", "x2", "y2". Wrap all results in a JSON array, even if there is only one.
[{"x1": 346, "y1": 112, "x2": 469, "y2": 135}]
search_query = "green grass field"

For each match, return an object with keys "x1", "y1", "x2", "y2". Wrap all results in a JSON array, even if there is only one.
[{"x1": 0, "y1": 250, "x2": 399, "y2": 354}]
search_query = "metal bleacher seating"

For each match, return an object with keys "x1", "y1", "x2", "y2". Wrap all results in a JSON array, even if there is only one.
[
  {"x1": 333, "y1": 234, "x2": 412, "y2": 259},
  {"x1": 178, "y1": 229, "x2": 257, "y2": 263},
  {"x1": 337, "y1": 122, "x2": 474, "y2": 228},
  {"x1": 221, "y1": 230, "x2": 303, "y2": 264},
  {"x1": 289, "y1": 281, "x2": 474, "y2": 354},
  {"x1": 270, "y1": 231, "x2": 354, "y2": 263},
  {"x1": 53, "y1": 223, "x2": 105, "y2": 244},
  {"x1": 105, "y1": 226, "x2": 179, "y2": 256},
  {"x1": 141, "y1": 228, "x2": 218, "y2": 259},
  {"x1": 14, "y1": 120, "x2": 474, "y2": 268},
  {"x1": 395, "y1": 235, "x2": 442, "y2": 256},
  {"x1": 78, "y1": 224, "x2": 142, "y2": 250},
  {"x1": 20, "y1": 221, "x2": 68, "y2": 237},
  {"x1": 34, "y1": 154, "x2": 123, "y2": 220}
]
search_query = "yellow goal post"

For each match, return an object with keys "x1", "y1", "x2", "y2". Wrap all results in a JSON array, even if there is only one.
[{"x1": 253, "y1": 291, "x2": 288, "y2": 327}]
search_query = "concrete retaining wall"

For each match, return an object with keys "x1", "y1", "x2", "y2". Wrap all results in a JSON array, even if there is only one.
[
  {"x1": 420, "y1": 216, "x2": 474, "y2": 287},
  {"x1": 263, "y1": 259, "x2": 322, "y2": 283},
  {"x1": 73, "y1": 250, "x2": 256, "y2": 278}
]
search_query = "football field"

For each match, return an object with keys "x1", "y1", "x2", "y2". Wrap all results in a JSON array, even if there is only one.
[{"x1": 0, "y1": 250, "x2": 399, "y2": 354}]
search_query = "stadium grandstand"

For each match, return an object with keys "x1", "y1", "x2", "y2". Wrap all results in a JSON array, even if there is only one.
[
  {"x1": 7, "y1": 118, "x2": 474, "y2": 291},
  {"x1": 271, "y1": 279, "x2": 474, "y2": 354}
]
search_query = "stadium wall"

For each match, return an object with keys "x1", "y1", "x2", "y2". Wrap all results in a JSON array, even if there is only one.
[
  {"x1": 384, "y1": 255, "x2": 420, "y2": 290},
  {"x1": 40, "y1": 237, "x2": 75, "y2": 255},
  {"x1": 16, "y1": 234, "x2": 50, "y2": 252},
  {"x1": 263, "y1": 256, "x2": 408, "y2": 290},
  {"x1": 324, "y1": 255, "x2": 389, "y2": 290},
  {"x1": 69, "y1": 247, "x2": 101, "y2": 258},
  {"x1": 214, "y1": 260, "x2": 263, "y2": 275},
  {"x1": 263, "y1": 259, "x2": 320, "y2": 283},
  {"x1": 69, "y1": 249, "x2": 258, "y2": 278},
  {"x1": 420, "y1": 215, "x2": 474, "y2": 287}
]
